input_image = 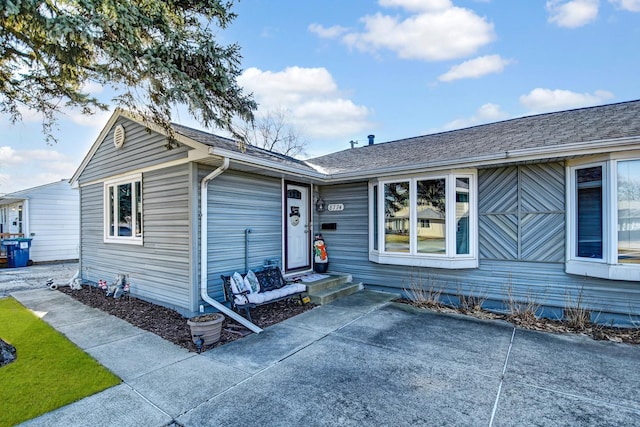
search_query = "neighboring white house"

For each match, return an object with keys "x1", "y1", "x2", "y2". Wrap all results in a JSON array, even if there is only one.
[{"x1": 0, "y1": 180, "x2": 79, "y2": 263}]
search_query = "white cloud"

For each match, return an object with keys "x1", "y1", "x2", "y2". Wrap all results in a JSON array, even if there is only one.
[
  {"x1": 438, "y1": 103, "x2": 510, "y2": 131},
  {"x1": 0, "y1": 146, "x2": 77, "y2": 194},
  {"x1": 237, "y1": 67, "x2": 373, "y2": 139},
  {"x1": 438, "y1": 55, "x2": 513, "y2": 82},
  {"x1": 64, "y1": 108, "x2": 112, "y2": 127},
  {"x1": 13, "y1": 102, "x2": 111, "y2": 130},
  {"x1": 240, "y1": 67, "x2": 338, "y2": 103},
  {"x1": 0, "y1": 147, "x2": 22, "y2": 166},
  {"x1": 308, "y1": 23, "x2": 349, "y2": 39},
  {"x1": 378, "y1": 0, "x2": 453, "y2": 12},
  {"x1": 292, "y1": 99, "x2": 371, "y2": 138},
  {"x1": 260, "y1": 27, "x2": 279, "y2": 38},
  {"x1": 81, "y1": 80, "x2": 104, "y2": 95},
  {"x1": 519, "y1": 88, "x2": 614, "y2": 113},
  {"x1": 315, "y1": 1, "x2": 495, "y2": 62},
  {"x1": 15, "y1": 104, "x2": 44, "y2": 123},
  {"x1": 546, "y1": 0, "x2": 599, "y2": 28},
  {"x1": 609, "y1": 0, "x2": 640, "y2": 11}
]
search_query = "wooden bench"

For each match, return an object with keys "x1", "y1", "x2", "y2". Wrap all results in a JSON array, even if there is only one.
[{"x1": 221, "y1": 266, "x2": 307, "y2": 322}]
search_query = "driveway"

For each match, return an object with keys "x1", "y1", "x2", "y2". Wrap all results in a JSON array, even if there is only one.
[
  {"x1": 8, "y1": 285, "x2": 640, "y2": 426},
  {"x1": 182, "y1": 298, "x2": 640, "y2": 426},
  {"x1": 0, "y1": 261, "x2": 78, "y2": 297}
]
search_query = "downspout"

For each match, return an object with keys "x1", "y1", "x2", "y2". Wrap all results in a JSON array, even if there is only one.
[
  {"x1": 244, "y1": 228, "x2": 252, "y2": 273},
  {"x1": 200, "y1": 157, "x2": 263, "y2": 333}
]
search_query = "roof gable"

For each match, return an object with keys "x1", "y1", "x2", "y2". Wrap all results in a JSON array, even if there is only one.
[{"x1": 71, "y1": 110, "x2": 319, "y2": 185}]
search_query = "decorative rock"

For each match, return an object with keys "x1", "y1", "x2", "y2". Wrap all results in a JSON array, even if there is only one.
[{"x1": 0, "y1": 338, "x2": 17, "y2": 367}]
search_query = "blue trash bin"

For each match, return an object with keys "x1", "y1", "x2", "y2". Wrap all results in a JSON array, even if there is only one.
[{"x1": 2, "y1": 238, "x2": 32, "y2": 268}]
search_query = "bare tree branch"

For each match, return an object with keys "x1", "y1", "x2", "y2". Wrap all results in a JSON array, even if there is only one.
[{"x1": 233, "y1": 109, "x2": 308, "y2": 157}]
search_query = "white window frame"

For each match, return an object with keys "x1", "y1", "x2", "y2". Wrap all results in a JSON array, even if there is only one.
[
  {"x1": 368, "y1": 170, "x2": 478, "y2": 269},
  {"x1": 104, "y1": 174, "x2": 143, "y2": 245},
  {"x1": 566, "y1": 155, "x2": 640, "y2": 281}
]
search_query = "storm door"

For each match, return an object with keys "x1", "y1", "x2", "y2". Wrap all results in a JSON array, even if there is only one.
[{"x1": 285, "y1": 182, "x2": 311, "y2": 271}]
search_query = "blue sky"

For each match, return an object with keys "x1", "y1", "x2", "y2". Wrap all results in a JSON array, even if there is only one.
[{"x1": 1, "y1": 0, "x2": 639, "y2": 193}]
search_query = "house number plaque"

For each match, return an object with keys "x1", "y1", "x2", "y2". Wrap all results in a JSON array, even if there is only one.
[{"x1": 327, "y1": 203, "x2": 344, "y2": 212}]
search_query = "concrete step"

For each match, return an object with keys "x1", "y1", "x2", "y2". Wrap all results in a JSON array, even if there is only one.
[
  {"x1": 303, "y1": 273, "x2": 352, "y2": 294},
  {"x1": 307, "y1": 282, "x2": 364, "y2": 306}
]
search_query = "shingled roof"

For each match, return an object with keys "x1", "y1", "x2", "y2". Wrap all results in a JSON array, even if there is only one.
[
  {"x1": 305, "y1": 100, "x2": 640, "y2": 177},
  {"x1": 171, "y1": 123, "x2": 318, "y2": 173}
]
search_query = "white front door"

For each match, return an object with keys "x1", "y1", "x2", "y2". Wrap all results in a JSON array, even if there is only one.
[{"x1": 285, "y1": 183, "x2": 311, "y2": 271}]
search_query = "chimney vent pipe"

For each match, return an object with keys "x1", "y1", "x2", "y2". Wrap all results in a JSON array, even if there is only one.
[{"x1": 367, "y1": 134, "x2": 375, "y2": 145}]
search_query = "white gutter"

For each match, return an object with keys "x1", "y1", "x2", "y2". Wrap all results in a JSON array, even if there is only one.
[
  {"x1": 208, "y1": 147, "x2": 325, "y2": 180},
  {"x1": 200, "y1": 157, "x2": 262, "y2": 333}
]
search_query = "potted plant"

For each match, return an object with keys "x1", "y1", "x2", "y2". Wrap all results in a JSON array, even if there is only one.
[{"x1": 187, "y1": 313, "x2": 225, "y2": 349}]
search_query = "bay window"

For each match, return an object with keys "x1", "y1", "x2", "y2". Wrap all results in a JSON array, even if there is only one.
[
  {"x1": 104, "y1": 174, "x2": 143, "y2": 244},
  {"x1": 567, "y1": 158, "x2": 640, "y2": 280},
  {"x1": 618, "y1": 160, "x2": 640, "y2": 264},
  {"x1": 369, "y1": 171, "x2": 477, "y2": 269}
]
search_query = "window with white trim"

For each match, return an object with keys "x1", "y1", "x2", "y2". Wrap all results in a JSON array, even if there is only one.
[
  {"x1": 369, "y1": 171, "x2": 477, "y2": 269},
  {"x1": 567, "y1": 158, "x2": 640, "y2": 280},
  {"x1": 104, "y1": 175, "x2": 143, "y2": 244}
]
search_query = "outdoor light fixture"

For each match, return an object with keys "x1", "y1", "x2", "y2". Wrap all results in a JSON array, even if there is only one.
[{"x1": 315, "y1": 196, "x2": 325, "y2": 212}]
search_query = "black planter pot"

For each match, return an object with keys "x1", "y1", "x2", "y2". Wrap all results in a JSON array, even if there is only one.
[{"x1": 314, "y1": 262, "x2": 328, "y2": 274}]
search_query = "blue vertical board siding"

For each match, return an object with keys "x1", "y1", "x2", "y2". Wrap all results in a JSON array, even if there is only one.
[
  {"x1": 479, "y1": 214, "x2": 518, "y2": 260},
  {"x1": 204, "y1": 168, "x2": 283, "y2": 303},
  {"x1": 520, "y1": 163, "x2": 564, "y2": 212},
  {"x1": 479, "y1": 163, "x2": 565, "y2": 262},
  {"x1": 316, "y1": 163, "x2": 640, "y2": 324},
  {"x1": 479, "y1": 167, "x2": 519, "y2": 260},
  {"x1": 518, "y1": 163, "x2": 565, "y2": 262}
]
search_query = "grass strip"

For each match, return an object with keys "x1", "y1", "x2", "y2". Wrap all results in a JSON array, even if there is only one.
[{"x1": 0, "y1": 297, "x2": 121, "y2": 426}]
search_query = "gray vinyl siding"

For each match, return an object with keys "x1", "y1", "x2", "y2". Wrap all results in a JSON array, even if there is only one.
[
  {"x1": 77, "y1": 117, "x2": 190, "y2": 184},
  {"x1": 314, "y1": 183, "x2": 369, "y2": 269},
  {"x1": 79, "y1": 164, "x2": 193, "y2": 314},
  {"x1": 203, "y1": 168, "x2": 283, "y2": 304},
  {"x1": 316, "y1": 164, "x2": 640, "y2": 324}
]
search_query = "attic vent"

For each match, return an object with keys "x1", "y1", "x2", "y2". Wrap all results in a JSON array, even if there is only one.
[{"x1": 113, "y1": 125, "x2": 126, "y2": 149}]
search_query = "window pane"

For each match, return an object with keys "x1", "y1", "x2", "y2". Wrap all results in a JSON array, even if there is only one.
[
  {"x1": 416, "y1": 178, "x2": 446, "y2": 254},
  {"x1": 384, "y1": 182, "x2": 410, "y2": 252},
  {"x1": 576, "y1": 166, "x2": 602, "y2": 259},
  {"x1": 373, "y1": 185, "x2": 378, "y2": 251},
  {"x1": 118, "y1": 183, "x2": 132, "y2": 237},
  {"x1": 456, "y1": 178, "x2": 470, "y2": 255},
  {"x1": 618, "y1": 160, "x2": 640, "y2": 264},
  {"x1": 108, "y1": 186, "x2": 115, "y2": 237},
  {"x1": 135, "y1": 181, "x2": 142, "y2": 238}
]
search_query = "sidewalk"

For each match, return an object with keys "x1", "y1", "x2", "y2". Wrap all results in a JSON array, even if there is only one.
[{"x1": 7, "y1": 284, "x2": 640, "y2": 426}]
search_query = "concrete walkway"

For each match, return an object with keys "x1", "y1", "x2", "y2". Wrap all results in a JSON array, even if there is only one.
[{"x1": 5, "y1": 282, "x2": 640, "y2": 426}]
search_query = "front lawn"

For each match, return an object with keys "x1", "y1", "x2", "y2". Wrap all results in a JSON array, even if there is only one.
[{"x1": 0, "y1": 297, "x2": 120, "y2": 426}]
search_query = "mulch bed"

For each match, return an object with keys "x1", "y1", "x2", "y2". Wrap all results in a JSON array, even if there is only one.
[
  {"x1": 394, "y1": 298, "x2": 640, "y2": 345},
  {"x1": 57, "y1": 286, "x2": 640, "y2": 351},
  {"x1": 58, "y1": 286, "x2": 315, "y2": 352}
]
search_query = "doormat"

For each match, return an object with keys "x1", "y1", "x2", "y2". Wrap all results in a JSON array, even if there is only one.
[{"x1": 292, "y1": 273, "x2": 330, "y2": 283}]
